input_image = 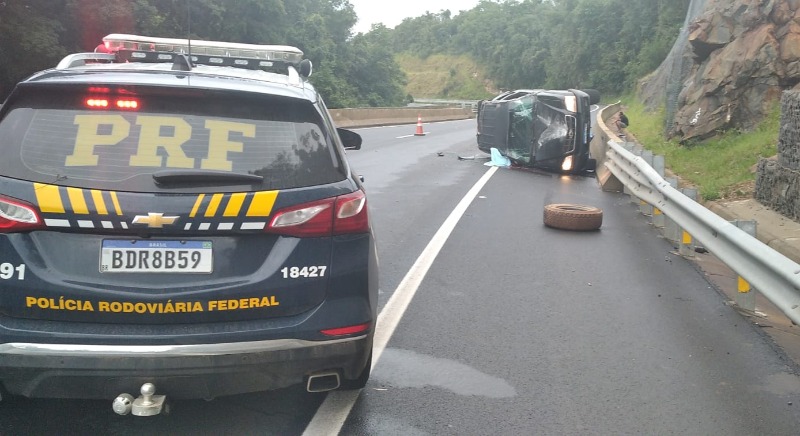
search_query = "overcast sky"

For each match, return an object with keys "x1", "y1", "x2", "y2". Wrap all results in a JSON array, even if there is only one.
[{"x1": 349, "y1": 0, "x2": 481, "y2": 34}]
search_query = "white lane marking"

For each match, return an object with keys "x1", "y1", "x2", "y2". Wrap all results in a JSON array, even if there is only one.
[
  {"x1": 396, "y1": 134, "x2": 415, "y2": 139},
  {"x1": 303, "y1": 166, "x2": 499, "y2": 436}
]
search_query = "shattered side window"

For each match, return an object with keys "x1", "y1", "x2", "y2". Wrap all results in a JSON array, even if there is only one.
[{"x1": 507, "y1": 96, "x2": 535, "y2": 164}]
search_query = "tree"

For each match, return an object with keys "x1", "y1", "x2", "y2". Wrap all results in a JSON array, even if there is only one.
[
  {"x1": 0, "y1": 0, "x2": 408, "y2": 108},
  {"x1": 388, "y1": 0, "x2": 690, "y2": 95}
]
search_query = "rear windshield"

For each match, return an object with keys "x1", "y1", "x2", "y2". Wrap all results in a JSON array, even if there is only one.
[{"x1": 0, "y1": 86, "x2": 346, "y2": 192}]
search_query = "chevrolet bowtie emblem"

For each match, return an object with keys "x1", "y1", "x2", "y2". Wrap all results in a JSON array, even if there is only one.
[{"x1": 132, "y1": 213, "x2": 180, "y2": 229}]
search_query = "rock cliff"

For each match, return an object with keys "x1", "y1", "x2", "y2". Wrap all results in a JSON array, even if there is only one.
[{"x1": 640, "y1": 0, "x2": 800, "y2": 142}]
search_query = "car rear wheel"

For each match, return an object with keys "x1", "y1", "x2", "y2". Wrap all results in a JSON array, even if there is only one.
[{"x1": 543, "y1": 203, "x2": 603, "y2": 231}]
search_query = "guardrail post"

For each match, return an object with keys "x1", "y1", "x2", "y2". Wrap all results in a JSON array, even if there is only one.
[
  {"x1": 678, "y1": 187, "x2": 699, "y2": 257},
  {"x1": 629, "y1": 144, "x2": 642, "y2": 205},
  {"x1": 652, "y1": 155, "x2": 666, "y2": 177},
  {"x1": 652, "y1": 156, "x2": 667, "y2": 229},
  {"x1": 679, "y1": 227, "x2": 695, "y2": 257},
  {"x1": 622, "y1": 143, "x2": 636, "y2": 202},
  {"x1": 732, "y1": 220, "x2": 758, "y2": 313},
  {"x1": 639, "y1": 151, "x2": 655, "y2": 217},
  {"x1": 664, "y1": 177, "x2": 680, "y2": 243}
]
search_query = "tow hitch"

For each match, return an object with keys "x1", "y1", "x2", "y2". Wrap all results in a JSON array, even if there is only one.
[{"x1": 113, "y1": 383, "x2": 168, "y2": 417}]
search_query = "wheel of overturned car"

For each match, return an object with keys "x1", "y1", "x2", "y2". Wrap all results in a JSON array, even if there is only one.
[
  {"x1": 543, "y1": 203, "x2": 603, "y2": 231},
  {"x1": 581, "y1": 89, "x2": 601, "y2": 105}
]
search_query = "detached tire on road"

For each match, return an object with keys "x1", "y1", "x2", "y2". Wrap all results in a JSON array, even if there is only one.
[{"x1": 543, "y1": 204, "x2": 603, "y2": 231}]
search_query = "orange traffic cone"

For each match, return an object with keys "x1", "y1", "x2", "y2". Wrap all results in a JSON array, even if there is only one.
[{"x1": 414, "y1": 115, "x2": 426, "y2": 136}]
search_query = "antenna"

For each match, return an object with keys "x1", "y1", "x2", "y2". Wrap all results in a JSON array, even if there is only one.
[{"x1": 186, "y1": 0, "x2": 192, "y2": 60}]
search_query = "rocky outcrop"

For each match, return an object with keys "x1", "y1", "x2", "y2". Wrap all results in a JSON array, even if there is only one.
[{"x1": 640, "y1": 0, "x2": 800, "y2": 142}]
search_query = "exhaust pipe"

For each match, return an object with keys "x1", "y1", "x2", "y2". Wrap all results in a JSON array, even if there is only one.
[{"x1": 306, "y1": 371, "x2": 341, "y2": 393}]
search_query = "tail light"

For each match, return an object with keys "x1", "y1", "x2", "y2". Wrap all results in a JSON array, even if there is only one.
[
  {"x1": 116, "y1": 99, "x2": 140, "y2": 110},
  {"x1": 0, "y1": 196, "x2": 44, "y2": 233},
  {"x1": 86, "y1": 98, "x2": 109, "y2": 108},
  {"x1": 321, "y1": 322, "x2": 371, "y2": 337},
  {"x1": 267, "y1": 191, "x2": 369, "y2": 238}
]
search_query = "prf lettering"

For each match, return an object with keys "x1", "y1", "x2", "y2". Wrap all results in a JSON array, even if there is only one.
[{"x1": 65, "y1": 115, "x2": 255, "y2": 171}]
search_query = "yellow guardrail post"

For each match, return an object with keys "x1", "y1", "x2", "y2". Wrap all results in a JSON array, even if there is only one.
[
  {"x1": 679, "y1": 228, "x2": 695, "y2": 258},
  {"x1": 732, "y1": 220, "x2": 758, "y2": 312},
  {"x1": 652, "y1": 156, "x2": 666, "y2": 229},
  {"x1": 678, "y1": 188, "x2": 700, "y2": 257},
  {"x1": 639, "y1": 151, "x2": 654, "y2": 217},
  {"x1": 663, "y1": 177, "x2": 680, "y2": 243}
]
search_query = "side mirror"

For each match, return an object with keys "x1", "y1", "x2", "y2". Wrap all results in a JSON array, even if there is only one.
[
  {"x1": 338, "y1": 128, "x2": 362, "y2": 151},
  {"x1": 299, "y1": 59, "x2": 313, "y2": 78}
]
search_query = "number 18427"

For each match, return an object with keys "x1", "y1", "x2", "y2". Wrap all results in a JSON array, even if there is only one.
[{"x1": 280, "y1": 266, "x2": 327, "y2": 279}]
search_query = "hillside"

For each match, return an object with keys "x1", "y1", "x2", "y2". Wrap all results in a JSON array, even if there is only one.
[{"x1": 395, "y1": 53, "x2": 497, "y2": 100}]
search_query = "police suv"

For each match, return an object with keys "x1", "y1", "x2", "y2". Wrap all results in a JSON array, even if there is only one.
[{"x1": 0, "y1": 34, "x2": 377, "y2": 414}]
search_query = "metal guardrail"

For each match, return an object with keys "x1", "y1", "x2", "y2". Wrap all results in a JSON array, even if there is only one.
[
  {"x1": 604, "y1": 140, "x2": 800, "y2": 325},
  {"x1": 412, "y1": 99, "x2": 479, "y2": 111}
]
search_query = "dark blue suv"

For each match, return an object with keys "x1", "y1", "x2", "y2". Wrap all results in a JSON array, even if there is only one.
[{"x1": 0, "y1": 34, "x2": 377, "y2": 409}]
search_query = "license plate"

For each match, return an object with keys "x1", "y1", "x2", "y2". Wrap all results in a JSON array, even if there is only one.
[{"x1": 100, "y1": 240, "x2": 213, "y2": 273}]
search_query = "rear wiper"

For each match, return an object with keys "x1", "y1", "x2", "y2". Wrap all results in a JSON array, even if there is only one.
[{"x1": 153, "y1": 169, "x2": 263, "y2": 185}]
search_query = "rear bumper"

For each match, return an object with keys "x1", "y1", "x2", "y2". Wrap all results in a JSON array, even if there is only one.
[{"x1": 0, "y1": 335, "x2": 372, "y2": 399}]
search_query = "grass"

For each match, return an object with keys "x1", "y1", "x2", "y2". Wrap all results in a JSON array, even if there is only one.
[
  {"x1": 622, "y1": 97, "x2": 779, "y2": 201},
  {"x1": 395, "y1": 53, "x2": 497, "y2": 100}
]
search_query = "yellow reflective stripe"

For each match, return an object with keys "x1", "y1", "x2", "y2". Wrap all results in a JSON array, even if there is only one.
[
  {"x1": 67, "y1": 188, "x2": 89, "y2": 214},
  {"x1": 109, "y1": 192, "x2": 123, "y2": 215},
  {"x1": 247, "y1": 191, "x2": 278, "y2": 217},
  {"x1": 90, "y1": 190, "x2": 108, "y2": 215},
  {"x1": 682, "y1": 231, "x2": 692, "y2": 245},
  {"x1": 190, "y1": 194, "x2": 205, "y2": 218},
  {"x1": 205, "y1": 194, "x2": 224, "y2": 217},
  {"x1": 34, "y1": 183, "x2": 65, "y2": 213},
  {"x1": 224, "y1": 193, "x2": 247, "y2": 217},
  {"x1": 738, "y1": 277, "x2": 751, "y2": 293}
]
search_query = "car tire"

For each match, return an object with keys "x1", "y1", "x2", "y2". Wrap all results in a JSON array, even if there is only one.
[
  {"x1": 543, "y1": 203, "x2": 603, "y2": 231},
  {"x1": 339, "y1": 351, "x2": 372, "y2": 390}
]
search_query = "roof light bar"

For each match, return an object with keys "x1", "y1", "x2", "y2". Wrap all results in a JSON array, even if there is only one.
[{"x1": 102, "y1": 34, "x2": 304, "y2": 64}]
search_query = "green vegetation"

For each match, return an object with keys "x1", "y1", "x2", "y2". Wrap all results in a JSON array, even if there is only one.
[
  {"x1": 395, "y1": 53, "x2": 495, "y2": 100},
  {"x1": 389, "y1": 0, "x2": 690, "y2": 96},
  {"x1": 0, "y1": 1, "x2": 693, "y2": 107},
  {"x1": 0, "y1": 0, "x2": 406, "y2": 108},
  {"x1": 624, "y1": 98, "x2": 779, "y2": 201}
]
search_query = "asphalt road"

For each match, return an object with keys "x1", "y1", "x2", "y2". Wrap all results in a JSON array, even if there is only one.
[{"x1": 3, "y1": 119, "x2": 800, "y2": 435}]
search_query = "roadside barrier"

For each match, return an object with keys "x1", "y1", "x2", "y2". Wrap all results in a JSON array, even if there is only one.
[
  {"x1": 330, "y1": 107, "x2": 472, "y2": 128},
  {"x1": 602, "y1": 136, "x2": 800, "y2": 325}
]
